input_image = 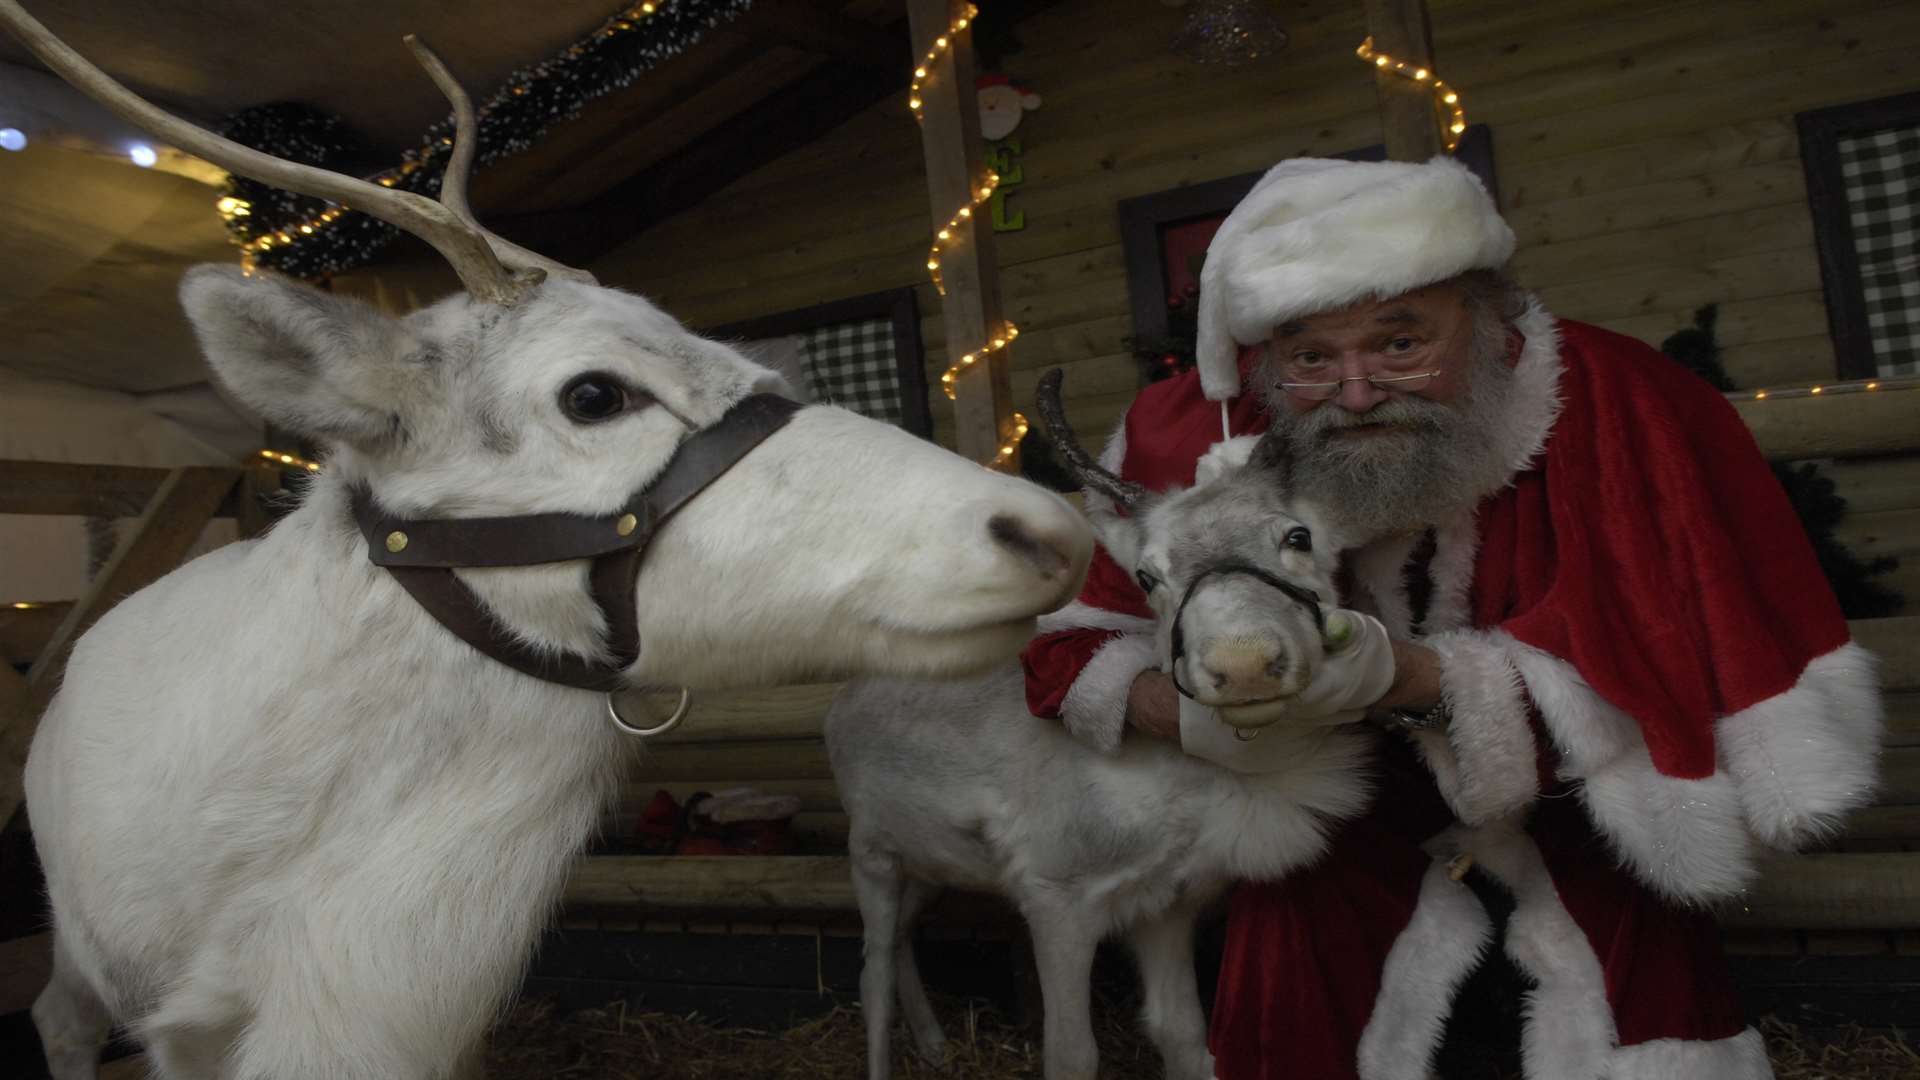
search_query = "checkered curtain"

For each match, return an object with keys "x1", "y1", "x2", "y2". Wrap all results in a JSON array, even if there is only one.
[
  {"x1": 798, "y1": 318, "x2": 905, "y2": 427},
  {"x1": 1838, "y1": 125, "x2": 1920, "y2": 376}
]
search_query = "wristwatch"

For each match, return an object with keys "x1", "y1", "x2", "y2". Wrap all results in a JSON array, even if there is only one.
[{"x1": 1388, "y1": 696, "x2": 1453, "y2": 731}]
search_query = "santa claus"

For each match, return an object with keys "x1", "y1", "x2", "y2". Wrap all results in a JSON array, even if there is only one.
[{"x1": 1020, "y1": 156, "x2": 1883, "y2": 1079}]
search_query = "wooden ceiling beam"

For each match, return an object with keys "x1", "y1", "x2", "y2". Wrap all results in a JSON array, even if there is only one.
[
  {"x1": 733, "y1": 0, "x2": 904, "y2": 70},
  {"x1": 486, "y1": 57, "x2": 901, "y2": 266}
]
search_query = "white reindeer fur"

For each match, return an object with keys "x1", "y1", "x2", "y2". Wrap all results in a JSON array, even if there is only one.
[
  {"x1": 826, "y1": 441, "x2": 1372, "y2": 1080},
  {"x1": 26, "y1": 266, "x2": 1092, "y2": 1079}
]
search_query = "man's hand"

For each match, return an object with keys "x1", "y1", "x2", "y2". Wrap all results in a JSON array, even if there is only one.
[
  {"x1": 1127, "y1": 669, "x2": 1181, "y2": 741},
  {"x1": 1216, "y1": 609, "x2": 1399, "y2": 729},
  {"x1": 1376, "y1": 639, "x2": 1444, "y2": 713}
]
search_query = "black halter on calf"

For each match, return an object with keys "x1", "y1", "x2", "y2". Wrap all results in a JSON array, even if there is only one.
[{"x1": 1167, "y1": 559, "x2": 1326, "y2": 700}]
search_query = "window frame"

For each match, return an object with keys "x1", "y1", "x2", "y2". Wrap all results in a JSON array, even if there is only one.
[
  {"x1": 1797, "y1": 90, "x2": 1920, "y2": 380},
  {"x1": 703, "y1": 287, "x2": 932, "y2": 438}
]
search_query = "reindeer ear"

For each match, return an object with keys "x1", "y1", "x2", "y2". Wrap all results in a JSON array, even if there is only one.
[
  {"x1": 179, "y1": 265, "x2": 437, "y2": 449},
  {"x1": 1081, "y1": 491, "x2": 1150, "y2": 576},
  {"x1": 1249, "y1": 429, "x2": 1294, "y2": 483}
]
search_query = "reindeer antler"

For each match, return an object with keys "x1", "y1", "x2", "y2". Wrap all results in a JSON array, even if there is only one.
[
  {"x1": 0, "y1": 0, "x2": 593, "y2": 305},
  {"x1": 1035, "y1": 369, "x2": 1148, "y2": 508}
]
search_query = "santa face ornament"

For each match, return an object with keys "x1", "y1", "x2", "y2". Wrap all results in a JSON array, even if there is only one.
[{"x1": 977, "y1": 73, "x2": 1041, "y2": 140}]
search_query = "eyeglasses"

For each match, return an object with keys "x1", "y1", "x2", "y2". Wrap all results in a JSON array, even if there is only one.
[{"x1": 1276, "y1": 369, "x2": 1442, "y2": 401}]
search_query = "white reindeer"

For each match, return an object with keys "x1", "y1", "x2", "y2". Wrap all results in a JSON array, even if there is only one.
[
  {"x1": 826, "y1": 372, "x2": 1374, "y2": 1080},
  {"x1": 7, "y1": 7, "x2": 1093, "y2": 1078}
]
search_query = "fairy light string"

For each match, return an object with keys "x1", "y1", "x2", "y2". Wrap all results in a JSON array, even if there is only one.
[
  {"x1": 909, "y1": 4, "x2": 978, "y2": 122},
  {"x1": 914, "y1": 4, "x2": 1024, "y2": 469},
  {"x1": 219, "y1": 0, "x2": 748, "y2": 278},
  {"x1": 1354, "y1": 36, "x2": 1467, "y2": 153},
  {"x1": 257, "y1": 448, "x2": 322, "y2": 473}
]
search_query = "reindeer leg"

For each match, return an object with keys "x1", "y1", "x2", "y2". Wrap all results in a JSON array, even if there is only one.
[
  {"x1": 32, "y1": 931, "x2": 111, "y2": 1080},
  {"x1": 1022, "y1": 901, "x2": 1102, "y2": 1080},
  {"x1": 1129, "y1": 908, "x2": 1215, "y2": 1080},
  {"x1": 892, "y1": 878, "x2": 946, "y2": 1064},
  {"x1": 851, "y1": 852, "x2": 905, "y2": 1080}
]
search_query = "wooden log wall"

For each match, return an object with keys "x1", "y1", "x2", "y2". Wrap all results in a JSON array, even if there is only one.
[{"x1": 590, "y1": 0, "x2": 1920, "y2": 441}]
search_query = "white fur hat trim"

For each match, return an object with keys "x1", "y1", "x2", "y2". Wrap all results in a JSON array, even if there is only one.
[{"x1": 1195, "y1": 156, "x2": 1515, "y2": 401}]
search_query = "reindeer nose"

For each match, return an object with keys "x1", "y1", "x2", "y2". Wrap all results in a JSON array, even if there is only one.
[
  {"x1": 988, "y1": 513, "x2": 1077, "y2": 581},
  {"x1": 1196, "y1": 640, "x2": 1292, "y2": 699}
]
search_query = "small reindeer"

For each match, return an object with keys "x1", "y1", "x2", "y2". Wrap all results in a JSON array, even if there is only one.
[
  {"x1": 6, "y1": 5, "x2": 1092, "y2": 1078},
  {"x1": 825, "y1": 371, "x2": 1374, "y2": 1080}
]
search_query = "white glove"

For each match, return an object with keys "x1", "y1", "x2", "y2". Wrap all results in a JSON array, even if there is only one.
[
  {"x1": 1215, "y1": 610, "x2": 1397, "y2": 730},
  {"x1": 1178, "y1": 694, "x2": 1303, "y2": 773}
]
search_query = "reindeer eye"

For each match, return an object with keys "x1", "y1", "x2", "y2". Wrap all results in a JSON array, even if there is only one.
[
  {"x1": 560, "y1": 374, "x2": 626, "y2": 423},
  {"x1": 1135, "y1": 569, "x2": 1162, "y2": 594},
  {"x1": 1283, "y1": 527, "x2": 1313, "y2": 552}
]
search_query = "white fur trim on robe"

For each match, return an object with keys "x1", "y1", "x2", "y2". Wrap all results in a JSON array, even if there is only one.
[
  {"x1": 1503, "y1": 636, "x2": 1882, "y2": 904},
  {"x1": 1356, "y1": 855, "x2": 1494, "y2": 1080},
  {"x1": 1413, "y1": 630, "x2": 1541, "y2": 826},
  {"x1": 1608, "y1": 1027, "x2": 1773, "y2": 1079},
  {"x1": 1058, "y1": 632, "x2": 1158, "y2": 753},
  {"x1": 1375, "y1": 824, "x2": 1777, "y2": 1079},
  {"x1": 1453, "y1": 822, "x2": 1617, "y2": 1080}
]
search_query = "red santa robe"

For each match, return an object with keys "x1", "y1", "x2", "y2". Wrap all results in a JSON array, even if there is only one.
[{"x1": 1021, "y1": 305, "x2": 1883, "y2": 1079}]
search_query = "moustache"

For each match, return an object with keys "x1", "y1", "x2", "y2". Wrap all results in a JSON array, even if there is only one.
[{"x1": 1293, "y1": 396, "x2": 1455, "y2": 440}]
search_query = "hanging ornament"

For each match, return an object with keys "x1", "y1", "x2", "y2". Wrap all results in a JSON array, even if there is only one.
[
  {"x1": 977, "y1": 73, "x2": 1042, "y2": 140},
  {"x1": 1172, "y1": 0, "x2": 1288, "y2": 66}
]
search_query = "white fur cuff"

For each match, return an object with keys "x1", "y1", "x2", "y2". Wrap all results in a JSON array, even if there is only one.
[
  {"x1": 1417, "y1": 630, "x2": 1540, "y2": 825},
  {"x1": 1608, "y1": 1027, "x2": 1772, "y2": 1079},
  {"x1": 1059, "y1": 633, "x2": 1159, "y2": 753}
]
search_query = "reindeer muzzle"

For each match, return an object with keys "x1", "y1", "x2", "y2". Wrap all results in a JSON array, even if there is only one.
[{"x1": 1168, "y1": 558, "x2": 1326, "y2": 701}]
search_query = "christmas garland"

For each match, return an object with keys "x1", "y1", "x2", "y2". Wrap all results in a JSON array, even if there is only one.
[{"x1": 218, "y1": 0, "x2": 754, "y2": 280}]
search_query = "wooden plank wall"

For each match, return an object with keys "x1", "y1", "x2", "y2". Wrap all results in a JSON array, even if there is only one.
[{"x1": 590, "y1": 0, "x2": 1918, "y2": 432}]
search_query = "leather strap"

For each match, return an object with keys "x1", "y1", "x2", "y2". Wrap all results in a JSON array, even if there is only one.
[
  {"x1": 350, "y1": 393, "x2": 801, "y2": 692},
  {"x1": 1168, "y1": 559, "x2": 1325, "y2": 700}
]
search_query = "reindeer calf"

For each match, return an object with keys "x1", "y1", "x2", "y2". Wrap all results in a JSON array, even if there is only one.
[{"x1": 826, "y1": 421, "x2": 1374, "y2": 1080}]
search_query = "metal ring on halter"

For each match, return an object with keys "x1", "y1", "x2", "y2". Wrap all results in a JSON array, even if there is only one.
[
  {"x1": 1233, "y1": 725, "x2": 1261, "y2": 742},
  {"x1": 606, "y1": 687, "x2": 694, "y2": 738}
]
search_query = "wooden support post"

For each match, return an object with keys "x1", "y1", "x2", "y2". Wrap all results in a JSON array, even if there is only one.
[
  {"x1": 906, "y1": 0, "x2": 1018, "y2": 467},
  {"x1": 1362, "y1": 0, "x2": 1444, "y2": 161},
  {"x1": 0, "y1": 467, "x2": 239, "y2": 827}
]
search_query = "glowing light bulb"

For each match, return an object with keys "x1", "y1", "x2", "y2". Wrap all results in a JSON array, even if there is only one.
[
  {"x1": 0, "y1": 128, "x2": 25, "y2": 151},
  {"x1": 128, "y1": 143, "x2": 157, "y2": 167}
]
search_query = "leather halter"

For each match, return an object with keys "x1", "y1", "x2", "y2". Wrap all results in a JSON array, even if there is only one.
[
  {"x1": 351, "y1": 393, "x2": 802, "y2": 693},
  {"x1": 1168, "y1": 558, "x2": 1325, "y2": 700}
]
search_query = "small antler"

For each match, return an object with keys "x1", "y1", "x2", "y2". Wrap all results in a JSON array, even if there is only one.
[
  {"x1": 402, "y1": 35, "x2": 593, "y2": 289},
  {"x1": 0, "y1": 0, "x2": 591, "y2": 304},
  {"x1": 1035, "y1": 369, "x2": 1147, "y2": 508}
]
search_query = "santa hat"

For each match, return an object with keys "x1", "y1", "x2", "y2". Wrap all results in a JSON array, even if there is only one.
[{"x1": 1195, "y1": 156, "x2": 1515, "y2": 401}]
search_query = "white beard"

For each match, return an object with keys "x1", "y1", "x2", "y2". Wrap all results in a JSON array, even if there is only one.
[{"x1": 1265, "y1": 344, "x2": 1520, "y2": 544}]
